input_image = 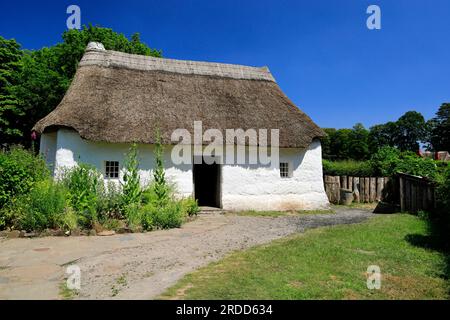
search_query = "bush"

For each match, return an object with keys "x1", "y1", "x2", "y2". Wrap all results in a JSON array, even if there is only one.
[
  {"x1": 370, "y1": 146, "x2": 443, "y2": 179},
  {"x1": 370, "y1": 146, "x2": 401, "y2": 177},
  {"x1": 60, "y1": 164, "x2": 101, "y2": 228},
  {"x1": 10, "y1": 180, "x2": 67, "y2": 231},
  {"x1": 323, "y1": 147, "x2": 445, "y2": 180},
  {"x1": 140, "y1": 201, "x2": 184, "y2": 230},
  {"x1": 123, "y1": 203, "x2": 143, "y2": 231},
  {"x1": 0, "y1": 147, "x2": 49, "y2": 208},
  {"x1": 97, "y1": 181, "x2": 123, "y2": 220},
  {"x1": 180, "y1": 197, "x2": 199, "y2": 216},
  {"x1": 322, "y1": 159, "x2": 375, "y2": 176}
]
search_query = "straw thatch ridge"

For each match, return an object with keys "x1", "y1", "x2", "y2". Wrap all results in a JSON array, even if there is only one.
[{"x1": 34, "y1": 48, "x2": 325, "y2": 148}]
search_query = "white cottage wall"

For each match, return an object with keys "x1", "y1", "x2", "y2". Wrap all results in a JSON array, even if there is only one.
[{"x1": 41, "y1": 129, "x2": 329, "y2": 210}]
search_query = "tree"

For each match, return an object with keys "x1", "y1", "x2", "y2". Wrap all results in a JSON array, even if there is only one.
[
  {"x1": 2, "y1": 26, "x2": 162, "y2": 147},
  {"x1": 348, "y1": 123, "x2": 369, "y2": 160},
  {"x1": 368, "y1": 121, "x2": 397, "y2": 154},
  {"x1": 321, "y1": 128, "x2": 336, "y2": 160},
  {"x1": 394, "y1": 111, "x2": 426, "y2": 152},
  {"x1": 0, "y1": 36, "x2": 23, "y2": 145},
  {"x1": 428, "y1": 103, "x2": 450, "y2": 152}
]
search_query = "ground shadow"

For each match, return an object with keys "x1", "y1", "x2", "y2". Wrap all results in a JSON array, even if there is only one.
[{"x1": 405, "y1": 216, "x2": 450, "y2": 294}]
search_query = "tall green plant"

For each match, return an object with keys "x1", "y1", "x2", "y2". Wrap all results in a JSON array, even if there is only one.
[
  {"x1": 153, "y1": 130, "x2": 168, "y2": 205},
  {"x1": 121, "y1": 143, "x2": 142, "y2": 207},
  {"x1": 61, "y1": 164, "x2": 100, "y2": 228}
]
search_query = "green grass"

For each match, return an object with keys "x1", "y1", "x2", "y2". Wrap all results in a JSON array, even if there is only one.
[
  {"x1": 161, "y1": 214, "x2": 449, "y2": 300},
  {"x1": 59, "y1": 281, "x2": 78, "y2": 300},
  {"x1": 228, "y1": 209, "x2": 335, "y2": 218}
]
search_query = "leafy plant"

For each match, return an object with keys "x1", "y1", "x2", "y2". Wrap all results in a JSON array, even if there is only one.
[
  {"x1": 180, "y1": 197, "x2": 199, "y2": 217},
  {"x1": 97, "y1": 181, "x2": 123, "y2": 220},
  {"x1": 13, "y1": 180, "x2": 67, "y2": 231},
  {"x1": 61, "y1": 164, "x2": 101, "y2": 228},
  {"x1": 153, "y1": 129, "x2": 169, "y2": 206},
  {"x1": 121, "y1": 143, "x2": 141, "y2": 207},
  {"x1": 123, "y1": 203, "x2": 142, "y2": 231},
  {"x1": 140, "y1": 201, "x2": 184, "y2": 230},
  {"x1": 0, "y1": 146, "x2": 49, "y2": 209}
]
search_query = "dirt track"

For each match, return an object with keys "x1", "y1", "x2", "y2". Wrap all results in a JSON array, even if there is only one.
[{"x1": 0, "y1": 207, "x2": 372, "y2": 299}]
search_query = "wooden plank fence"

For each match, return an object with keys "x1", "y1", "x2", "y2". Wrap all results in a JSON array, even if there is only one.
[
  {"x1": 324, "y1": 173, "x2": 436, "y2": 213},
  {"x1": 324, "y1": 175, "x2": 390, "y2": 204},
  {"x1": 398, "y1": 173, "x2": 435, "y2": 213}
]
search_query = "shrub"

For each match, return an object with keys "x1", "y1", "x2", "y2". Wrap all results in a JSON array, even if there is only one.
[
  {"x1": 97, "y1": 181, "x2": 123, "y2": 220},
  {"x1": 180, "y1": 197, "x2": 199, "y2": 216},
  {"x1": 61, "y1": 164, "x2": 101, "y2": 228},
  {"x1": 140, "y1": 201, "x2": 184, "y2": 230},
  {"x1": 322, "y1": 159, "x2": 375, "y2": 176},
  {"x1": 123, "y1": 203, "x2": 143, "y2": 231},
  {"x1": 0, "y1": 147, "x2": 49, "y2": 208},
  {"x1": 370, "y1": 146, "x2": 401, "y2": 176},
  {"x1": 12, "y1": 180, "x2": 67, "y2": 231},
  {"x1": 57, "y1": 206, "x2": 78, "y2": 232},
  {"x1": 370, "y1": 146, "x2": 442, "y2": 179}
]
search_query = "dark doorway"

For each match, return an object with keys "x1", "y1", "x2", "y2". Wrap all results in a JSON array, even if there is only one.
[{"x1": 193, "y1": 157, "x2": 221, "y2": 208}]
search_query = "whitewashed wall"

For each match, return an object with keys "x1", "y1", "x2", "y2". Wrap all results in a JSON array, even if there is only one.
[
  {"x1": 221, "y1": 140, "x2": 329, "y2": 210},
  {"x1": 40, "y1": 129, "x2": 329, "y2": 211}
]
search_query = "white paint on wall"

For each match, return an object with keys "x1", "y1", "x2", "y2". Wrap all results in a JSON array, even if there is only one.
[
  {"x1": 40, "y1": 129, "x2": 329, "y2": 211},
  {"x1": 39, "y1": 131, "x2": 57, "y2": 174},
  {"x1": 221, "y1": 140, "x2": 329, "y2": 210}
]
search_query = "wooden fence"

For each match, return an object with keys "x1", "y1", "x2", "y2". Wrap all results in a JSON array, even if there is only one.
[
  {"x1": 324, "y1": 173, "x2": 436, "y2": 213},
  {"x1": 398, "y1": 173, "x2": 435, "y2": 213},
  {"x1": 323, "y1": 175, "x2": 390, "y2": 204}
]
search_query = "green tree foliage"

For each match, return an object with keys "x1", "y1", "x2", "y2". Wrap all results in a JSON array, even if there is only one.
[
  {"x1": 428, "y1": 103, "x2": 450, "y2": 152},
  {"x1": 348, "y1": 123, "x2": 369, "y2": 160},
  {"x1": 0, "y1": 36, "x2": 23, "y2": 145},
  {"x1": 322, "y1": 125, "x2": 369, "y2": 160},
  {"x1": 394, "y1": 111, "x2": 426, "y2": 152},
  {"x1": 368, "y1": 121, "x2": 397, "y2": 153},
  {"x1": 0, "y1": 26, "x2": 161, "y2": 147},
  {"x1": 323, "y1": 110, "x2": 430, "y2": 160}
]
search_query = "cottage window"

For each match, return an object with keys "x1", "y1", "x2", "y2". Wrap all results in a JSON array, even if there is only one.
[
  {"x1": 280, "y1": 162, "x2": 291, "y2": 178},
  {"x1": 105, "y1": 161, "x2": 119, "y2": 179}
]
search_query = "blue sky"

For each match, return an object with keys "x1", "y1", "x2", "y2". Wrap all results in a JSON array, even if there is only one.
[{"x1": 1, "y1": 0, "x2": 449, "y2": 129}]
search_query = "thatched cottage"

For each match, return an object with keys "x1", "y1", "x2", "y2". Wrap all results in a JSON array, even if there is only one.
[{"x1": 33, "y1": 42, "x2": 329, "y2": 211}]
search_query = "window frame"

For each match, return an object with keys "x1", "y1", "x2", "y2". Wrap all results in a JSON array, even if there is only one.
[
  {"x1": 279, "y1": 161, "x2": 292, "y2": 179},
  {"x1": 104, "y1": 160, "x2": 120, "y2": 179}
]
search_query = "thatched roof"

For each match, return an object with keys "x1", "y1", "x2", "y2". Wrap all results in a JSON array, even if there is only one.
[{"x1": 34, "y1": 42, "x2": 324, "y2": 148}]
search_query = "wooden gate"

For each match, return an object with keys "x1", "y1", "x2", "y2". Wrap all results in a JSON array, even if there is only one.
[{"x1": 398, "y1": 173, "x2": 435, "y2": 213}]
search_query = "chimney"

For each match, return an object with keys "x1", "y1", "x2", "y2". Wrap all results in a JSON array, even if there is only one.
[{"x1": 86, "y1": 42, "x2": 105, "y2": 52}]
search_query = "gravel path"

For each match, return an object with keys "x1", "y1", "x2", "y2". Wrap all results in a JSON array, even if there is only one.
[{"x1": 0, "y1": 207, "x2": 372, "y2": 300}]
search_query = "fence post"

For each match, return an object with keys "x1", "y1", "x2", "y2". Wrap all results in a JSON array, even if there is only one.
[
  {"x1": 353, "y1": 177, "x2": 360, "y2": 203},
  {"x1": 364, "y1": 177, "x2": 370, "y2": 203},
  {"x1": 342, "y1": 176, "x2": 347, "y2": 190},
  {"x1": 376, "y1": 177, "x2": 384, "y2": 202}
]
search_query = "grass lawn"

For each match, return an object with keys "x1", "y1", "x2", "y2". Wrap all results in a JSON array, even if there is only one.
[{"x1": 161, "y1": 214, "x2": 449, "y2": 300}]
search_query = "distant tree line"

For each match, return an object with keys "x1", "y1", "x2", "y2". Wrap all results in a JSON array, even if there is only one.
[
  {"x1": 0, "y1": 25, "x2": 161, "y2": 148},
  {"x1": 321, "y1": 104, "x2": 450, "y2": 161}
]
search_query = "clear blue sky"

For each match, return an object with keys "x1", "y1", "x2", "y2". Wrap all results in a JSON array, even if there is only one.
[{"x1": 1, "y1": 0, "x2": 449, "y2": 129}]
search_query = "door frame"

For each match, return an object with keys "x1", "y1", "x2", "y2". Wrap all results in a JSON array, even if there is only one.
[{"x1": 192, "y1": 154, "x2": 222, "y2": 208}]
